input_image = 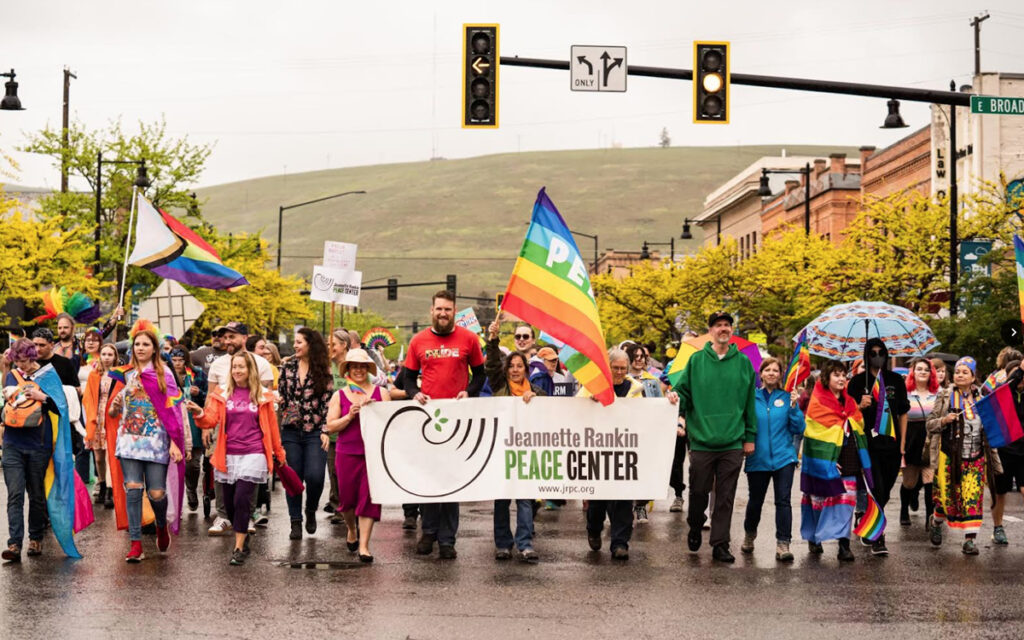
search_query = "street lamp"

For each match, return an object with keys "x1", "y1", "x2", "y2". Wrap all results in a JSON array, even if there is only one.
[
  {"x1": 1, "y1": 69, "x2": 24, "y2": 110},
  {"x1": 95, "y1": 154, "x2": 151, "y2": 269},
  {"x1": 277, "y1": 190, "x2": 366, "y2": 270},
  {"x1": 681, "y1": 216, "x2": 721, "y2": 245},
  {"x1": 881, "y1": 99, "x2": 909, "y2": 129},
  {"x1": 759, "y1": 164, "x2": 812, "y2": 234},
  {"x1": 640, "y1": 238, "x2": 675, "y2": 262}
]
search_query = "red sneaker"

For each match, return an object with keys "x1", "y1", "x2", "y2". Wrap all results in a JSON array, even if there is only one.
[
  {"x1": 125, "y1": 541, "x2": 145, "y2": 563},
  {"x1": 156, "y1": 525, "x2": 170, "y2": 553}
]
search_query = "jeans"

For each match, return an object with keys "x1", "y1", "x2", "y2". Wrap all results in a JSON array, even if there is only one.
[
  {"x1": 668, "y1": 435, "x2": 688, "y2": 497},
  {"x1": 281, "y1": 428, "x2": 327, "y2": 521},
  {"x1": 586, "y1": 500, "x2": 634, "y2": 550},
  {"x1": 687, "y1": 449, "x2": 744, "y2": 547},
  {"x1": 119, "y1": 457, "x2": 168, "y2": 541},
  {"x1": 743, "y1": 463, "x2": 796, "y2": 543},
  {"x1": 493, "y1": 499, "x2": 534, "y2": 551},
  {"x1": 421, "y1": 502, "x2": 459, "y2": 546},
  {"x1": 2, "y1": 445, "x2": 50, "y2": 547}
]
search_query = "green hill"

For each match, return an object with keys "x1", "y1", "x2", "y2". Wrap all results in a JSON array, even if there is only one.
[{"x1": 197, "y1": 145, "x2": 855, "y2": 326}]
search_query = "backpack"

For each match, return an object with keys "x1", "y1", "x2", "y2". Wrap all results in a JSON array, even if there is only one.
[{"x1": 2, "y1": 370, "x2": 46, "y2": 429}]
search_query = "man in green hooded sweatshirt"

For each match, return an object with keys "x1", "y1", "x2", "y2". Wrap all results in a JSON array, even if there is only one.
[{"x1": 673, "y1": 311, "x2": 757, "y2": 563}]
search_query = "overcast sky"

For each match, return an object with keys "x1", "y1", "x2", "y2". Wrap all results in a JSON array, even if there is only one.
[{"x1": 3, "y1": 0, "x2": 1024, "y2": 189}]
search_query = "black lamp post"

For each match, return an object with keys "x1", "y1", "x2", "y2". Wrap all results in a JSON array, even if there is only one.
[
  {"x1": 277, "y1": 190, "x2": 366, "y2": 271},
  {"x1": 640, "y1": 238, "x2": 675, "y2": 262},
  {"x1": 759, "y1": 164, "x2": 812, "y2": 234},
  {"x1": 95, "y1": 154, "x2": 151, "y2": 270},
  {"x1": 0, "y1": 69, "x2": 24, "y2": 111},
  {"x1": 681, "y1": 216, "x2": 721, "y2": 245}
]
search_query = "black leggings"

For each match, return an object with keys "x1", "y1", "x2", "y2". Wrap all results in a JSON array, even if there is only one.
[
  {"x1": 869, "y1": 439, "x2": 902, "y2": 508},
  {"x1": 222, "y1": 480, "x2": 256, "y2": 535}
]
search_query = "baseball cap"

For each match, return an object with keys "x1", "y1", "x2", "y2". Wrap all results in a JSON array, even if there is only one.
[
  {"x1": 537, "y1": 347, "x2": 558, "y2": 361},
  {"x1": 221, "y1": 321, "x2": 249, "y2": 335},
  {"x1": 707, "y1": 311, "x2": 734, "y2": 327},
  {"x1": 212, "y1": 325, "x2": 227, "y2": 337}
]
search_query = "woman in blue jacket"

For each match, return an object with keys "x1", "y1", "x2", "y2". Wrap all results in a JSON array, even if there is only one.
[{"x1": 741, "y1": 357, "x2": 805, "y2": 561}]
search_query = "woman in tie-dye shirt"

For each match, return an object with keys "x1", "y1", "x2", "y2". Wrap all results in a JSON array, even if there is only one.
[{"x1": 900, "y1": 358, "x2": 938, "y2": 529}]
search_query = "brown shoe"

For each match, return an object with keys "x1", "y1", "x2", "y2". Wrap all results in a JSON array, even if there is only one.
[
  {"x1": 1, "y1": 544, "x2": 20, "y2": 563},
  {"x1": 26, "y1": 540, "x2": 42, "y2": 557}
]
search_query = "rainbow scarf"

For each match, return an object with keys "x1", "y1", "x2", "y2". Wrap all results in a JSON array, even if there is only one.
[
  {"x1": 950, "y1": 388, "x2": 977, "y2": 421},
  {"x1": 852, "y1": 483, "x2": 886, "y2": 541},
  {"x1": 784, "y1": 331, "x2": 811, "y2": 393},
  {"x1": 800, "y1": 383, "x2": 872, "y2": 498},
  {"x1": 500, "y1": 188, "x2": 613, "y2": 405},
  {"x1": 33, "y1": 365, "x2": 93, "y2": 558},
  {"x1": 871, "y1": 376, "x2": 895, "y2": 437},
  {"x1": 344, "y1": 377, "x2": 367, "y2": 394}
]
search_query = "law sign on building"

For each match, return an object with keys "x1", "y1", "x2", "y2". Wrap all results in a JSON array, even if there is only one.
[
  {"x1": 571, "y1": 45, "x2": 627, "y2": 92},
  {"x1": 971, "y1": 95, "x2": 1024, "y2": 115}
]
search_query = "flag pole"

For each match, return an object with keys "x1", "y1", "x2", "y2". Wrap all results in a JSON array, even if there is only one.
[{"x1": 118, "y1": 187, "x2": 139, "y2": 308}]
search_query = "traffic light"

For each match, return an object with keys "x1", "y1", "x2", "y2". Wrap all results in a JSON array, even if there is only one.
[
  {"x1": 387, "y1": 278, "x2": 398, "y2": 301},
  {"x1": 694, "y1": 41, "x2": 729, "y2": 124},
  {"x1": 462, "y1": 24, "x2": 499, "y2": 128},
  {"x1": 446, "y1": 274, "x2": 457, "y2": 295}
]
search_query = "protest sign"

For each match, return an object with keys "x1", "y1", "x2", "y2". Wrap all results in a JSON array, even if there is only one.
[{"x1": 310, "y1": 265, "x2": 362, "y2": 306}]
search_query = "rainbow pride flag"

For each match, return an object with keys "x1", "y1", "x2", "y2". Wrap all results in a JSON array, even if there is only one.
[
  {"x1": 664, "y1": 342, "x2": 700, "y2": 388},
  {"x1": 128, "y1": 194, "x2": 249, "y2": 290},
  {"x1": 501, "y1": 188, "x2": 613, "y2": 405},
  {"x1": 800, "y1": 384, "x2": 871, "y2": 497},
  {"x1": 852, "y1": 485, "x2": 886, "y2": 541},
  {"x1": 344, "y1": 377, "x2": 366, "y2": 395},
  {"x1": 871, "y1": 376, "x2": 895, "y2": 437},
  {"x1": 976, "y1": 383, "x2": 1024, "y2": 448},
  {"x1": 1015, "y1": 235, "x2": 1024, "y2": 326},
  {"x1": 784, "y1": 331, "x2": 811, "y2": 393}
]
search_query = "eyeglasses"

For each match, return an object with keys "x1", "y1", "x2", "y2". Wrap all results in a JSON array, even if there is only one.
[
  {"x1": 514, "y1": 334, "x2": 531, "y2": 340},
  {"x1": 544, "y1": 358, "x2": 558, "y2": 364}
]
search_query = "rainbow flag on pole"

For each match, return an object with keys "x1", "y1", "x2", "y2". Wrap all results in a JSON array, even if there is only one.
[
  {"x1": 784, "y1": 331, "x2": 811, "y2": 393},
  {"x1": 852, "y1": 486, "x2": 886, "y2": 541},
  {"x1": 501, "y1": 188, "x2": 613, "y2": 405},
  {"x1": 1015, "y1": 235, "x2": 1024, "y2": 326},
  {"x1": 128, "y1": 194, "x2": 249, "y2": 290},
  {"x1": 976, "y1": 383, "x2": 1024, "y2": 448}
]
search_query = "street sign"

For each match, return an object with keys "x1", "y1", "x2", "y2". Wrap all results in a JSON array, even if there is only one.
[
  {"x1": 571, "y1": 45, "x2": 627, "y2": 92},
  {"x1": 971, "y1": 95, "x2": 1024, "y2": 115},
  {"x1": 960, "y1": 238, "x2": 992, "y2": 276},
  {"x1": 136, "y1": 279, "x2": 205, "y2": 339}
]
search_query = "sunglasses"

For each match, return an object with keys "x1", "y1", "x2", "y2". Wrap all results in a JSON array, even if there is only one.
[{"x1": 514, "y1": 334, "x2": 531, "y2": 340}]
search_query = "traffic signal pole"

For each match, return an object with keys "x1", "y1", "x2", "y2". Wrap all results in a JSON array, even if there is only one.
[{"x1": 499, "y1": 56, "x2": 970, "y2": 107}]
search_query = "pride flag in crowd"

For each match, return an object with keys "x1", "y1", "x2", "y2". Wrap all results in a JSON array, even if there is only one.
[
  {"x1": 128, "y1": 194, "x2": 249, "y2": 290},
  {"x1": 783, "y1": 331, "x2": 811, "y2": 393},
  {"x1": 501, "y1": 188, "x2": 614, "y2": 405},
  {"x1": 852, "y1": 488, "x2": 886, "y2": 541},
  {"x1": 1015, "y1": 235, "x2": 1024, "y2": 326},
  {"x1": 976, "y1": 383, "x2": 1024, "y2": 448},
  {"x1": 871, "y1": 376, "x2": 895, "y2": 437},
  {"x1": 800, "y1": 384, "x2": 870, "y2": 497}
]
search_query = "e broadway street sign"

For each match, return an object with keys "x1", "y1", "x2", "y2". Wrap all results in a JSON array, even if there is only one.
[
  {"x1": 361, "y1": 397, "x2": 676, "y2": 502},
  {"x1": 971, "y1": 95, "x2": 1024, "y2": 115}
]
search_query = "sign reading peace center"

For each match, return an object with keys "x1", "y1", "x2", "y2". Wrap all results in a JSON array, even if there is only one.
[{"x1": 360, "y1": 397, "x2": 676, "y2": 503}]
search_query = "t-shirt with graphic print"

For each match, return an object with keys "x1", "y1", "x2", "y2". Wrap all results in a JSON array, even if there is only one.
[
  {"x1": 404, "y1": 326, "x2": 485, "y2": 399},
  {"x1": 115, "y1": 370, "x2": 169, "y2": 464},
  {"x1": 225, "y1": 386, "x2": 264, "y2": 455}
]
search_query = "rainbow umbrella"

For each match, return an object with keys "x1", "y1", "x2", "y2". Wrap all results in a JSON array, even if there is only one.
[
  {"x1": 798, "y1": 300, "x2": 938, "y2": 362},
  {"x1": 665, "y1": 333, "x2": 763, "y2": 388}
]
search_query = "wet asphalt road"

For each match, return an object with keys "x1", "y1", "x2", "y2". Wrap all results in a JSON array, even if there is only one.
[{"x1": 3, "y1": 473, "x2": 1024, "y2": 640}]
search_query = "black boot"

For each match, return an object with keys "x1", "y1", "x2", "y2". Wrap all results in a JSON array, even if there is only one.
[
  {"x1": 923, "y1": 484, "x2": 934, "y2": 531},
  {"x1": 899, "y1": 487, "x2": 911, "y2": 526},
  {"x1": 289, "y1": 520, "x2": 302, "y2": 540},
  {"x1": 104, "y1": 487, "x2": 114, "y2": 509},
  {"x1": 910, "y1": 478, "x2": 922, "y2": 512},
  {"x1": 94, "y1": 482, "x2": 106, "y2": 505},
  {"x1": 837, "y1": 537, "x2": 855, "y2": 562}
]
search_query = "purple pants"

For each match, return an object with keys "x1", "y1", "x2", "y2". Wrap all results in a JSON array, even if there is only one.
[
  {"x1": 336, "y1": 452, "x2": 381, "y2": 521},
  {"x1": 222, "y1": 480, "x2": 256, "y2": 534}
]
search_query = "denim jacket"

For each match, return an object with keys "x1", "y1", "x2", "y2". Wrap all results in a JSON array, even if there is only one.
[{"x1": 745, "y1": 387, "x2": 805, "y2": 473}]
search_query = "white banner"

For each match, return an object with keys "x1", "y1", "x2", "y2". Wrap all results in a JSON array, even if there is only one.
[
  {"x1": 361, "y1": 397, "x2": 676, "y2": 503},
  {"x1": 323, "y1": 241, "x2": 357, "y2": 270},
  {"x1": 310, "y1": 265, "x2": 362, "y2": 306}
]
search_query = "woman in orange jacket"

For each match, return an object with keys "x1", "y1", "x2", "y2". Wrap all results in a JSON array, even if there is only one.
[{"x1": 190, "y1": 351, "x2": 286, "y2": 565}]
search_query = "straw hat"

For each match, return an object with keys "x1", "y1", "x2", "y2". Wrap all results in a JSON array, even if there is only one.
[{"x1": 339, "y1": 348, "x2": 378, "y2": 377}]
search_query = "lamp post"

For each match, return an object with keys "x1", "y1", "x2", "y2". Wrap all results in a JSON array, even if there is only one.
[
  {"x1": 681, "y1": 217, "x2": 720, "y2": 246},
  {"x1": 277, "y1": 190, "x2": 366, "y2": 271},
  {"x1": 758, "y1": 164, "x2": 812, "y2": 234},
  {"x1": 0, "y1": 69, "x2": 24, "y2": 111},
  {"x1": 929, "y1": 84, "x2": 959, "y2": 314},
  {"x1": 640, "y1": 238, "x2": 675, "y2": 262},
  {"x1": 61, "y1": 68, "x2": 77, "y2": 192},
  {"x1": 95, "y1": 154, "x2": 151, "y2": 270}
]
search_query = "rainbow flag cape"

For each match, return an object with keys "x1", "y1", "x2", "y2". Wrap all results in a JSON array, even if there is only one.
[
  {"x1": 501, "y1": 188, "x2": 613, "y2": 405},
  {"x1": 1015, "y1": 235, "x2": 1024, "y2": 326},
  {"x1": 800, "y1": 383, "x2": 871, "y2": 497},
  {"x1": 852, "y1": 482, "x2": 886, "y2": 541},
  {"x1": 34, "y1": 364, "x2": 92, "y2": 558},
  {"x1": 871, "y1": 376, "x2": 895, "y2": 437},
  {"x1": 976, "y1": 383, "x2": 1024, "y2": 448},
  {"x1": 128, "y1": 194, "x2": 249, "y2": 290},
  {"x1": 784, "y1": 331, "x2": 811, "y2": 393}
]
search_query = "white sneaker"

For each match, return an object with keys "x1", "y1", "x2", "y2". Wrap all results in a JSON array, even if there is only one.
[
  {"x1": 248, "y1": 519, "x2": 257, "y2": 534},
  {"x1": 669, "y1": 497, "x2": 684, "y2": 512},
  {"x1": 207, "y1": 517, "x2": 232, "y2": 536},
  {"x1": 634, "y1": 505, "x2": 649, "y2": 524},
  {"x1": 254, "y1": 513, "x2": 270, "y2": 527}
]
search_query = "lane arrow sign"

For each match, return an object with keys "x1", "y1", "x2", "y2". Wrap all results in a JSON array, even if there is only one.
[
  {"x1": 600, "y1": 51, "x2": 624, "y2": 87},
  {"x1": 577, "y1": 55, "x2": 593, "y2": 75}
]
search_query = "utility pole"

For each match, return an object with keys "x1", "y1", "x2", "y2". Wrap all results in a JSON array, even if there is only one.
[
  {"x1": 61, "y1": 67, "x2": 77, "y2": 193},
  {"x1": 971, "y1": 12, "x2": 990, "y2": 77}
]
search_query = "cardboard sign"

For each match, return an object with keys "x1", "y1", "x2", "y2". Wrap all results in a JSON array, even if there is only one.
[{"x1": 310, "y1": 265, "x2": 362, "y2": 306}]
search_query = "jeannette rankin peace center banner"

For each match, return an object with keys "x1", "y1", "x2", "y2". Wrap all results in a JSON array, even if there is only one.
[{"x1": 360, "y1": 397, "x2": 677, "y2": 503}]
